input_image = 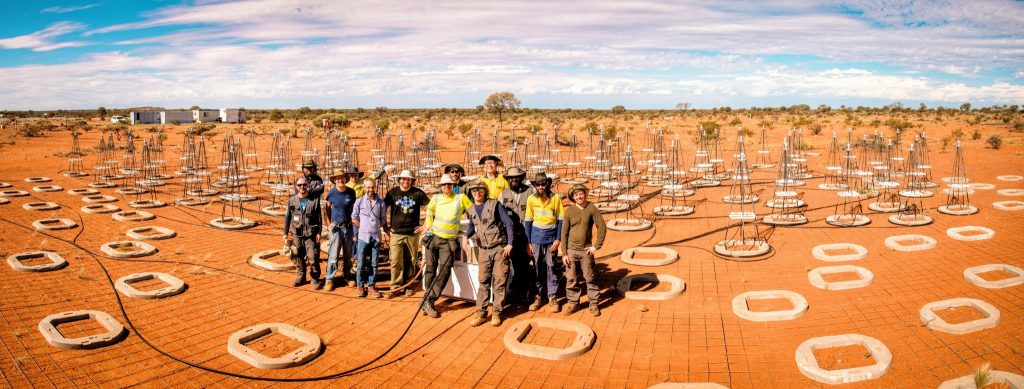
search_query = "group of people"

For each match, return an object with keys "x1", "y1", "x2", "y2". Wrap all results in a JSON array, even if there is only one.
[{"x1": 283, "y1": 154, "x2": 607, "y2": 327}]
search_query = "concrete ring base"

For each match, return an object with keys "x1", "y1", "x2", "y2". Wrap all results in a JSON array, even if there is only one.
[
  {"x1": 722, "y1": 194, "x2": 759, "y2": 204},
  {"x1": 795, "y1": 334, "x2": 892, "y2": 385},
  {"x1": 765, "y1": 199, "x2": 806, "y2": 209},
  {"x1": 33, "y1": 218, "x2": 78, "y2": 231},
  {"x1": 812, "y1": 243, "x2": 868, "y2": 261},
  {"x1": 648, "y1": 383, "x2": 729, "y2": 389},
  {"x1": 186, "y1": 189, "x2": 219, "y2": 197},
  {"x1": 126, "y1": 226, "x2": 177, "y2": 240},
  {"x1": 83, "y1": 194, "x2": 118, "y2": 203},
  {"x1": 946, "y1": 226, "x2": 994, "y2": 241},
  {"x1": 81, "y1": 204, "x2": 120, "y2": 214},
  {"x1": 937, "y1": 205, "x2": 978, "y2": 215},
  {"x1": 64, "y1": 172, "x2": 89, "y2": 178},
  {"x1": 616, "y1": 273, "x2": 686, "y2": 300},
  {"x1": 210, "y1": 217, "x2": 257, "y2": 230},
  {"x1": 261, "y1": 205, "x2": 287, "y2": 217},
  {"x1": 7, "y1": 251, "x2": 68, "y2": 272},
  {"x1": 808, "y1": 265, "x2": 873, "y2": 290},
  {"x1": 607, "y1": 218, "x2": 653, "y2": 231},
  {"x1": 887, "y1": 214, "x2": 933, "y2": 226},
  {"x1": 996, "y1": 175, "x2": 1023, "y2": 182},
  {"x1": 100, "y1": 241, "x2": 157, "y2": 258},
  {"x1": 714, "y1": 240, "x2": 771, "y2": 258},
  {"x1": 0, "y1": 190, "x2": 30, "y2": 197},
  {"x1": 732, "y1": 290, "x2": 808, "y2": 322},
  {"x1": 660, "y1": 188, "x2": 695, "y2": 198},
  {"x1": 762, "y1": 213, "x2": 808, "y2": 226},
  {"x1": 969, "y1": 183, "x2": 995, "y2": 190},
  {"x1": 898, "y1": 189, "x2": 933, "y2": 198},
  {"x1": 38, "y1": 310, "x2": 127, "y2": 350},
  {"x1": 996, "y1": 189, "x2": 1024, "y2": 196},
  {"x1": 993, "y1": 200, "x2": 1024, "y2": 210},
  {"x1": 620, "y1": 247, "x2": 679, "y2": 266},
  {"x1": 175, "y1": 198, "x2": 210, "y2": 206},
  {"x1": 942, "y1": 188, "x2": 976, "y2": 196},
  {"x1": 963, "y1": 264, "x2": 1024, "y2": 288},
  {"x1": 88, "y1": 182, "x2": 117, "y2": 189},
  {"x1": 128, "y1": 200, "x2": 167, "y2": 209},
  {"x1": 818, "y1": 183, "x2": 848, "y2": 191},
  {"x1": 0, "y1": 197, "x2": 8, "y2": 205},
  {"x1": 690, "y1": 179, "x2": 720, "y2": 188},
  {"x1": 228, "y1": 323, "x2": 323, "y2": 369},
  {"x1": 825, "y1": 214, "x2": 871, "y2": 227},
  {"x1": 595, "y1": 201, "x2": 629, "y2": 213},
  {"x1": 33, "y1": 185, "x2": 63, "y2": 192},
  {"x1": 868, "y1": 202, "x2": 907, "y2": 213},
  {"x1": 116, "y1": 188, "x2": 148, "y2": 196},
  {"x1": 652, "y1": 205, "x2": 694, "y2": 216},
  {"x1": 920, "y1": 298, "x2": 999, "y2": 335},
  {"x1": 503, "y1": 318, "x2": 595, "y2": 361},
  {"x1": 67, "y1": 188, "x2": 99, "y2": 196},
  {"x1": 884, "y1": 234, "x2": 937, "y2": 252},
  {"x1": 0, "y1": 182, "x2": 9, "y2": 188},
  {"x1": 23, "y1": 202, "x2": 60, "y2": 211},
  {"x1": 250, "y1": 250, "x2": 296, "y2": 272},
  {"x1": 112, "y1": 210, "x2": 155, "y2": 222},
  {"x1": 115, "y1": 272, "x2": 186, "y2": 299},
  {"x1": 938, "y1": 371, "x2": 1024, "y2": 389},
  {"x1": 24, "y1": 177, "x2": 52, "y2": 183}
]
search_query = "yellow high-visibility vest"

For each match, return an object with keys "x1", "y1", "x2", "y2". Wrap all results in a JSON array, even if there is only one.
[
  {"x1": 425, "y1": 193, "x2": 472, "y2": 239},
  {"x1": 346, "y1": 181, "x2": 365, "y2": 198},
  {"x1": 479, "y1": 174, "x2": 509, "y2": 199}
]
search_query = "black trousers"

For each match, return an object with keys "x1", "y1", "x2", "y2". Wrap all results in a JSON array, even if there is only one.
[{"x1": 293, "y1": 235, "x2": 321, "y2": 282}]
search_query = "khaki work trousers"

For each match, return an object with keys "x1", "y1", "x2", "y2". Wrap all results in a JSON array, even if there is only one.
[
  {"x1": 389, "y1": 233, "x2": 420, "y2": 290},
  {"x1": 565, "y1": 249, "x2": 599, "y2": 304},
  {"x1": 476, "y1": 246, "x2": 509, "y2": 314}
]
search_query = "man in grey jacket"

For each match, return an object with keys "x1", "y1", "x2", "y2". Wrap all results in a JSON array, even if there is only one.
[{"x1": 284, "y1": 176, "x2": 324, "y2": 289}]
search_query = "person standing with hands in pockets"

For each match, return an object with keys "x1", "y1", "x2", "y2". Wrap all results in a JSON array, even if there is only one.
[
  {"x1": 464, "y1": 180, "x2": 515, "y2": 327},
  {"x1": 559, "y1": 184, "x2": 606, "y2": 316}
]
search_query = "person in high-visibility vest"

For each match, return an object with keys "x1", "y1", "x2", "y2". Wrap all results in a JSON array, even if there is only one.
[
  {"x1": 420, "y1": 173, "x2": 473, "y2": 318},
  {"x1": 478, "y1": 155, "x2": 509, "y2": 199}
]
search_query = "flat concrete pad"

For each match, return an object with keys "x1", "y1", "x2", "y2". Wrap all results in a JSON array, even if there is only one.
[
  {"x1": 963, "y1": 264, "x2": 1024, "y2": 289},
  {"x1": 81, "y1": 204, "x2": 120, "y2": 214},
  {"x1": 808, "y1": 265, "x2": 873, "y2": 290},
  {"x1": 795, "y1": 334, "x2": 892, "y2": 385},
  {"x1": 67, "y1": 188, "x2": 99, "y2": 196},
  {"x1": 7, "y1": 251, "x2": 68, "y2": 272},
  {"x1": 993, "y1": 200, "x2": 1024, "y2": 210},
  {"x1": 812, "y1": 243, "x2": 868, "y2": 262},
  {"x1": 616, "y1": 273, "x2": 686, "y2": 300},
  {"x1": 112, "y1": 210, "x2": 155, "y2": 222},
  {"x1": 825, "y1": 214, "x2": 871, "y2": 227},
  {"x1": 762, "y1": 213, "x2": 808, "y2": 226},
  {"x1": 175, "y1": 198, "x2": 210, "y2": 206},
  {"x1": 504, "y1": 318, "x2": 595, "y2": 361},
  {"x1": 714, "y1": 240, "x2": 771, "y2": 258},
  {"x1": 32, "y1": 185, "x2": 63, "y2": 192},
  {"x1": 652, "y1": 205, "x2": 694, "y2": 216},
  {"x1": 82, "y1": 194, "x2": 118, "y2": 203},
  {"x1": 126, "y1": 226, "x2": 177, "y2": 240},
  {"x1": 88, "y1": 182, "x2": 117, "y2": 189},
  {"x1": 732, "y1": 290, "x2": 808, "y2": 322},
  {"x1": 920, "y1": 298, "x2": 999, "y2": 335},
  {"x1": 128, "y1": 200, "x2": 167, "y2": 209},
  {"x1": 996, "y1": 188, "x2": 1024, "y2": 196},
  {"x1": 722, "y1": 194, "x2": 759, "y2": 204},
  {"x1": 100, "y1": 241, "x2": 157, "y2": 258},
  {"x1": 938, "y1": 370, "x2": 1024, "y2": 389},
  {"x1": 620, "y1": 247, "x2": 679, "y2": 266},
  {"x1": 937, "y1": 204, "x2": 978, "y2": 215},
  {"x1": 887, "y1": 214, "x2": 933, "y2": 226},
  {"x1": 115, "y1": 272, "x2": 186, "y2": 299},
  {"x1": 884, "y1": 234, "x2": 937, "y2": 252},
  {"x1": 32, "y1": 218, "x2": 78, "y2": 231},
  {"x1": 250, "y1": 250, "x2": 295, "y2": 272},
  {"x1": 867, "y1": 201, "x2": 906, "y2": 212},
  {"x1": 227, "y1": 323, "x2": 323, "y2": 369},
  {"x1": 38, "y1": 310, "x2": 127, "y2": 349},
  {"x1": 969, "y1": 183, "x2": 995, "y2": 190},
  {"x1": 946, "y1": 226, "x2": 994, "y2": 241},
  {"x1": 997, "y1": 175, "x2": 1023, "y2": 182},
  {"x1": 607, "y1": 218, "x2": 653, "y2": 231},
  {"x1": 261, "y1": 205, "x2": 287, "y2": 216},
  {"x1": 210, "y1": 217, "x2": 257, "y2": 230},
  {"x1": 23, "y1": 202, "x2": 59, "y2": 211}
]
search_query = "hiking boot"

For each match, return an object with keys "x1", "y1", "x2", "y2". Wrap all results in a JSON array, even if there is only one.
[
  {"x1": 528, "y1": 296, "x2": 542, "y2": 311},
  {"x1": 293, "y1": 278, "x2": 307, "y2": 287},
  {"x1": 313, "y1": 281, "x2": 324, "y2": 290},
  {"x1": 490, "y1": 312, "x2": 503, "y2": 327},
  {"x1": 564, "y1": 303, "x2": 578, "y2": 315},
  {"x1": 422, "y1": 303, "x2": 440, "y2": 318},
  {"x1": 468, "y1": 314, "x2": 487, "y2": 327},
  {"x1": 328, "y1": 281, "x2": 337, "y2": 292},
  {"x1": 589, "y1": 304, "x2": 601, "y2": 317},
  {"x1": 370, "y1": 286, "x2": 383, "y2": 299},
  {"x1": 357, "y1": 287, "x2": 368, "y2": 298},
  {"x1": 547, "y1": 298, "x2": 561, "y2": 313},
  {"x1": 405, "y1": 288, "x2": 415, "y2": 297}
]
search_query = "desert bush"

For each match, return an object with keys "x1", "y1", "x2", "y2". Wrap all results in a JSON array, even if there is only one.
[
  {"x1": 986, "y1": 134, "x2": 1003, "y2": 149},
  {"x1": 809, "y1": 123, "x2": 823, "y2": 135},
  {"x1": 951, "y1": 129, "x2": 965, "y2": 139},
  {"x1": 313, "y1": 113, "x2": 351, "y2": 129},
  {"x1": 524, "y1": 123, "x2": 543, "y2": 134},
  {"x1": 457, "y1": 122, "x2": 473, "y2": 137},
  {"x1": 1010, "y1": 120, "x2": 1024, "y2": 133},
  {"x1": 190, "y1": 123, "x2": 216, "y2": 135},
  {"x1": 971, "y1": 129, "x2": 982, "y2": 140},
  {"x1": 940, "y1": 136, "x2": 953, "y2": 152},
  {"x1": 729, "y1": 117, "x2": 742, "y2": 126}
]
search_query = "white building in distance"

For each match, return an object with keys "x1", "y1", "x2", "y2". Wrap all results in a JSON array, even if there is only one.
[
  {"x1": 161, "y1": 110, "x2": 194, "y2": 124},
  {"x1": 220, "y1": 108, "x2": 246, "y2": 123},
  {"x1": 193, "y1": 109, "x2": 220, "y2": 123}
]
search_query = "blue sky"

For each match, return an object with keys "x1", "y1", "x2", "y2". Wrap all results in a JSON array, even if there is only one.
[{"x1": 0, "y1": 0, "x2": 1022, "y2": 110}]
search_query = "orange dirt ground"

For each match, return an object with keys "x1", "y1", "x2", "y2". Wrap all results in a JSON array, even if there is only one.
[{"x1": 0, "y1": 117, "x2": 1022, "y2": 388}]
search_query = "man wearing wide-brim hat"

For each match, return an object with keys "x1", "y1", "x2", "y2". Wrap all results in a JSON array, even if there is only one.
[
  {"x1": 299, "y1": 160, "x2": 325, "y2": 199},
  {"x1": 478, "y1": 154, "x2": 508, "y2": 199},
  {"x1": 324, "y1": 169, "x2": 357, "y2": 291},
  {"x1": 443, "y1": 163, "x2": 466, "y2": 194},
  {"x1": 463, "y1": 179, "x2": 516, "y2": 327},
  {"x1": 525, "y1": 172, "x2": 566, "y2": 312},
  {"x1": 497, "y1": 166, "x2": 534, "y2": 308},
  {"x1": 383, "y1": 169, "x2": 429, "y2": 298},
  {"x1": 345, "y1": 165, "x2": 365, "y2": 198}
]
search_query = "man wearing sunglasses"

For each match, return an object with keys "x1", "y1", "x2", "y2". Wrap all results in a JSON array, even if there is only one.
[{"x1": 284, "y1": 176, "x2": 324, "y2": 289}]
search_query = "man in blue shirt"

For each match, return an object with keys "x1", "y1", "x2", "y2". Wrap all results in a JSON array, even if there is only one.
[
  {"x1": 352, "y1": 177, "x2": 389, "y2": 298},
  {"x1": 464, "y1": 180, "x2": 515, "y2": 327},
  {"x1": 324, "y1": 170, "x2": 356, "y2": 291}
]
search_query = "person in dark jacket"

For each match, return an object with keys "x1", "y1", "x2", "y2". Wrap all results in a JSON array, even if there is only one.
[
  {"x1": 497, "y1": 167, "x2": 534, "y2": 308},
  {"x1": 284, "y1": 176, "x2": 324, "y2": 289},
  {"x1": 464, "y1": 180, "x2": 515, "y2": 327},
  {"x1": 299, "y1": 160, "x2": 325, "y2": 199}
]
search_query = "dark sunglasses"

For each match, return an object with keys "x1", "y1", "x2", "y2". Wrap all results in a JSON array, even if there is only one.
[{"x1": 296, "y1": 184, "x2": 308, "y2": 187}]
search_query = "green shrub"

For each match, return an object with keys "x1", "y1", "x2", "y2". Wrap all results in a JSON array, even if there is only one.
[{"x1": 986, "y1": 134, "x2": 1002, "y2": 149}]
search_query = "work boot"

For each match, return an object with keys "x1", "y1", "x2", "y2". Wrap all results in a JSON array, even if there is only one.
[
  {"x1": 468, "y1": 313, "x2": 487, "y2": 327},
  {"x1": 329, "y1": 281, "x2": 337, "y2": 292},
  {"x1": 422, "y1": 303, "x2": 440, "y2": 318},
  {"x1": 564, "y1": 303, "x2": 578, "y2": 315},
  {"x1": 370, "y1": 286, "x2": 383, "y2": 299},
  {"x1": 293, "y1": 277, "x2": 307, "y2": 287},
  {"x1": 405, "y1": 288, "x2": 415, "y2": 297},
  {"x1": 589, "y1": 304, "x2": 601, "y2": 317},
  {"x1": 547, "y1": 298, "x2": 561, "y2": 313},
  {"x1": 357, "y1": 287, "x2": 367, "y2": 298},
  {"x1": 313, "y1": 281, "x2": 324, "y2": 290},
  {"x1": 491, "y1": 312, "x2": 503, "y2": 327},
  {"x1": 528, "y1": 296, "x2": 542, "y2": 311}
]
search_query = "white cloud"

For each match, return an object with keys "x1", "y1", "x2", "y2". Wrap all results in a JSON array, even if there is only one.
[
  {"x1": 41, "y1": 4, "x2": 99, "y2": 14},
  {"x1": 0, "y1": 21, "x2": 88, "y2": 51}
]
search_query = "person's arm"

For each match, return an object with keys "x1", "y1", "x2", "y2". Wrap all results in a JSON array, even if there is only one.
[
  {"x1": 351, "y1": 197, "x2": 363, "y2": 229},
  {"x1": 466, "y1": 213, "x2": 476, "y2": 238},
  {"x1": 308, "y1": 178, "x2": 325, "y2": 199},
  {"x1": 414, "y1": 190, "x2": 429, "y2": 235},
  {"x1": 559, "y1": 207, "x2": 570, "y2": 257},
  {"x1": 283, "y1": 198, "x2": 292, "y2": 238},
  {"x1": 423, "y1": 195, "x2": 436, "y2": 235},
  {"x1": 591, "y1": 205, "x2": 607, "y2": 251},
  {"x1": 495, "y1": 202, "x2": 514, "y2": 246},
  {"x1": 523, "y1": 196, "x2": 534, "y2": 245},
  {"x1": 324, "y1": 192, "x2": 334, "y2": 225}
]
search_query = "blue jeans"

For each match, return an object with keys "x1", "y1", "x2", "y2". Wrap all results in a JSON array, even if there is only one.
[
  {"x1": 532, "y1": 243, "x2": 563, "y2": 299},
  {"x1": 325, "y1": 223, "x2": 353, "y2": 283},
  {"x1": 355, "y1": 237, "x2": 381, "y2": 287}
]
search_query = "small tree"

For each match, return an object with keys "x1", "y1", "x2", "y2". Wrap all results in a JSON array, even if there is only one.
[
  {"x1": 97, "y1": 106, "x2": 107, "y2": 120},
  {"x1": 675, "y1": 102, "x2": 690, "y2": 111},
  {"x1": 484, "y1": 91, "x2": 521, "y2": 129},
  {"x1": 269, "y1": 109, "x2": 284, "y2": 122},
  {"x1": 960, "y1": 102, "x2": 971, "y2": 112},
  {"x1": 986, "y1": 134, "x2": 1003, "y2": 149},
  {"x1": 611, "y1": 105, "x2": 626, "y2": 114},
  {"x1": 313, "y1": 113, "x2": 351, "y2": 129}
]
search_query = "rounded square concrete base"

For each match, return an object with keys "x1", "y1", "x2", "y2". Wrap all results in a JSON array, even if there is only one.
[
  {"x1": 946, "y1": 226, "x2": 994, "y2": 241},
  {"x1": 82, "y1": 194, "x2": 118, "y2": 203},
  {"x1": 23, "y1": 202, "x2": 60, "y2": 211},
  {"x1": 938, "y1": 370, "x2": 1024, "y2": 389},
  {"x1": 503, "y1": 318, "x2": 595, "y2": 361},
  {"x1": 100, "y1": 241, "x2": 157, "y2": 258},
  {"x1": 115, "y1": 272, "x2": 186, "y2": 299},
  {"x1": 616, "y1": 273, "x2": 686, "y2": 300},
  {"x1": 227, "y1": 323, "x2": 322, "y2": 369},
  {"x1": 32, "y1": 185, "x2": 63, "y2": 192},
  {"x1": 250, "y1": 250, "x2": 296, "y2": 272},
  {"x1": 808, "y1": 265, "x2": 873, "y2": 290},
  {"x1": 7, "y1": 251, "x2": 68, "y2": 272},
  {"x1": 38, "y1": 310, "x2": 127, "y2": 350},
  {"x1": 812, "y1": 243, "x2": 868, "y2": 262},
  {"x1": 81, "y1": 204, "x2": 120, "y2": 214},
  {"x1": 33, "y1": 218, "x2": 78, "y2": 231},
  {"x1": 993, "y1": 200, "x2": 1024, "y2": 211},
  {"x1": 795, "y1": 334, "x2": 892, "y2": 385},
  {"x1": 126, "y1": 226, "x2": 177, "y2": 240},
  {"x1": 0, "y1": 190, "x2": 29, "y2": 197},
  {"x1": 67, "y1": 188, "x2": 100, "y2": 196},
  {"x1": 920, "y1": 298, "x2": 999, "y2": 335},
  {"x1": 620, "y1": 247, "x2": 679, "y2": 266},
  {"x1": 112, "y1": 210, "x2": 155, "y2": 222},
  {"x1": 210, "y1": 217, "x2": 256, "y2": 230},
  {"x1": 884, "y1": 234, "x2": 937, "y2": 252},
  {"x1": 963, "y1": 264, "x2": 1024, "y2": 289},
  {"x1": 732, "y1": 290, "x2": 808, "y2": 322},
  {"x1": 607, "y1": 218, "x2": 653, "y2": 231},
  {"x1": 997, "y1": 189, "x2": 1024, "y2": 196},
  {"x1": 24, "y1": 177, "x2": 52, "y2": 183},
  {"x1": 714, "y1": 240, "x2": 771, "y2": 258}
]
